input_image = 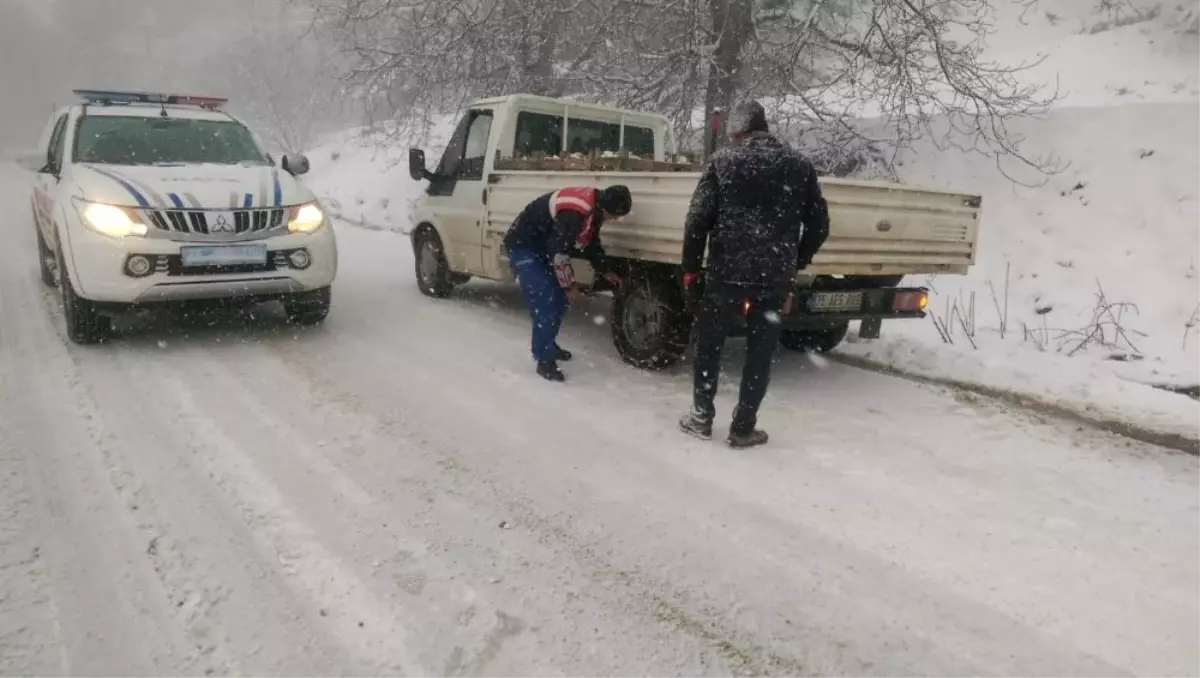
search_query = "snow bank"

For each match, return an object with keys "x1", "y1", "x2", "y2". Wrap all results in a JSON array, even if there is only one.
[
  {"x1": 306, "y1": 122, "x2": 454, "y2": 233},
  {"x1": 834, "y1": 102, "x2": 1199, "y2": 447}
]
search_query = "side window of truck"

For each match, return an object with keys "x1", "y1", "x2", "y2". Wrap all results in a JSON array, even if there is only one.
[
  {"x1": 514, "y1": 112, "x2": 563, "y2": 158},
  {"x1": 513, "y1": 111, "x2": 655, "y2": 158},
  {"x1": 429, "y1": 109, "x2": 493, "y2": 196},
  {"x1": 459, "y1": 110, "x2": 493, "y2": 181}
]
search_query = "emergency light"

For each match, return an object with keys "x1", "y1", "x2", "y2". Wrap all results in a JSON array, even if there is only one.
[{"x1": 73, "y1": 89, "x2": 228, "y2": 110}]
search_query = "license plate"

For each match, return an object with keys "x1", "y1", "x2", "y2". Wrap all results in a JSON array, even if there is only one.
[
  {"x1": 180, "y1": 244, "x2": 267, "y2": 267},
  {"x1": 808, "y1": 291, "x2": 863, "y2": 313}
]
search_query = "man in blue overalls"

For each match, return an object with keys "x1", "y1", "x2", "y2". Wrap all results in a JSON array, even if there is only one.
[{"x1": 503, "y1": 185, "x2": 632, "y2": 381}]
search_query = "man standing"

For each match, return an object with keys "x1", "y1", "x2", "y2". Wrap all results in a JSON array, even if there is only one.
[
  {"x1": 678, "y1": 100, "x2": 830, "y2": 448},
  {"x1": 504, "y1": 185, "x2": 632, "y2": 382}
]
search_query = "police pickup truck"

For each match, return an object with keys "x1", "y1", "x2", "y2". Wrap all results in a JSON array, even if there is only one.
[{"x1": 18, "y1": 89, "x2": 336, "y2": 344}]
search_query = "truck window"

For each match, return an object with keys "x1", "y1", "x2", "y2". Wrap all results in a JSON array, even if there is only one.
[
  {"x1": 459, "y1": 110, "x2": 493, "y2": 181},
  {"x1": 429, "y1": 109, "x2": 493, "y2": 195},
  {"x1": 513, "y1": 111, "x2": 655, "y2": 159}
]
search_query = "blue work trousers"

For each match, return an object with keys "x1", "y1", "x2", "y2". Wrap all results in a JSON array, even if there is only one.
[{"x1": 508, "y1": 246, "x2": 568, "y2": 363}]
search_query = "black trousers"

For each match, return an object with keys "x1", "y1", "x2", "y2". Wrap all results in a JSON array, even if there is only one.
[{"x1": 691, "y1": 286, "x2": 785, "y2": 434}]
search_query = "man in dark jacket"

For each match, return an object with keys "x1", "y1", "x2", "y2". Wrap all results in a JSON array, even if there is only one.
[
  {"x1": 504, "y1": 185, "x2": 631, "y2": 382},
  {"x1": 678, "y1": 100, "x2": 830, "y2": 448}
]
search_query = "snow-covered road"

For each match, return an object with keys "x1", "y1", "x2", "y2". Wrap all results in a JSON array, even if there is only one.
[{"x1": 1, "y1": 164, "x2": 1196, "y2": 677}]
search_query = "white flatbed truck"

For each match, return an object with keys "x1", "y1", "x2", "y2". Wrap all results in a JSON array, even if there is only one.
[{"x1": 406, "y1": 94, "x2": 983, "y2": 369}]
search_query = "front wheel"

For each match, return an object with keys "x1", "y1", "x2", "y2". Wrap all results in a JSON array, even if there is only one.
[
  {"x1": 284, "y1": 286, "x2": 332, "y2": 325},
  {"x1": 611, "y1": 272, "x2": 690, "y2": 370},
  {"x1": 780, "y1": 322, "x2": 849, "y2": 353},
  {"x1": 57, "y1": 248, "x2": 110, "y2": 345},
  {"x1": 413, "y1": 228, "x2": 456, "y2": 298},
  {"x1": 35, "y1": 221, "x2": 57, "y2": 287}
]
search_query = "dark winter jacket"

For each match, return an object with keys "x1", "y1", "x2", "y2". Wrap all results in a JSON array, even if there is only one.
[
  {"x1": 504, "y1": 187, "x2": 609, "y2": 287},
  {"x1": 682, "y1": 131, "x2": 829, "y2": 290}
]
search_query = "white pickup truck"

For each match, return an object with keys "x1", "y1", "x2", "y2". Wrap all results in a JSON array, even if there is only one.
[{"x1": 407, "y1": 94, "x2": 982, "y2": 369}]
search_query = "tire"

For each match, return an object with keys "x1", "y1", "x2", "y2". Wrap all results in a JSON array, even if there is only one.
[
  {"x1": 780, "y1": 322, "x2": 849, "y2": 353},
  {"x1": 611, "y1": 271, "x2": 690, "y2": 370},
  {"x1": 284, "y1": 286, "x2": 331, "y2": 326},
  {"x1": 412, "y1": 227, "x2": 455, "y2": 298},
  {"x1": 35, "y1": 224, "x2": 56, "y2": 287},
  {"x1": 57, "y1": 247, "x2": 110, "y2": 345}
]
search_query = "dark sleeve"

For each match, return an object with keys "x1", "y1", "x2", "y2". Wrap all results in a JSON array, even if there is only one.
[
  {"x1": 682, "y1": 161, "x2": 719, "y2": 274},
  {"x1": 796, "y1": 163, "x2": 829, "y2": 269},
  {"x1": 549, "y1": 210, "x2": 586, "y2": 288},
  {"x1": 581, "y1": 236, "x2": 608, "y2": 275}
]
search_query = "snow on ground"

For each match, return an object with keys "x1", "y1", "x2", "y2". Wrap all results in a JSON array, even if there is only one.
[{"x1": 1, "y1": 156, "x2": 1198, "y2": 674}]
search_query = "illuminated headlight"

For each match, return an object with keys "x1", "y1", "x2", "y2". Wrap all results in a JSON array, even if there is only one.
[
  {"x1": 73, "y1": 199, "x2": 147, "y2": 239},
  {"x1": 287, "y1": 202, "x2": 325, "y2": 234}
]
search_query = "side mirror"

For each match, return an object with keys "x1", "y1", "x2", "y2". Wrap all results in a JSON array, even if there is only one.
[
  {"x1": 409, "y1": 148, "x2": 431, "y2": 181},
  {"x1": 281, "y1": 153, "x2": 310, "y2": 176}
]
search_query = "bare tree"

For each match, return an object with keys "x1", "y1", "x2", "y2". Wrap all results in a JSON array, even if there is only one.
[{"x1": 309, "y1": 0, "x2": 1064, "y2": 179}]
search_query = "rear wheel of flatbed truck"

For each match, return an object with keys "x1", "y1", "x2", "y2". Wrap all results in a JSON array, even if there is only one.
[{"x1": 611, "y1": 271, "x2": 690, "y2": 370}]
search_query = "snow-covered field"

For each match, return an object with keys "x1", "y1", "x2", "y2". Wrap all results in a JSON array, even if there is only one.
[
  {"x1": 304, "y1": 0, "x2": 1200, "y2": 449},
  {"x1": 1, "y1": 157, "x2": 1197, "y2": 674}
]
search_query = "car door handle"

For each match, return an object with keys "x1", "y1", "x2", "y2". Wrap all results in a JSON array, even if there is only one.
[{"x1": 481, "y1": 188, "x2": 487, "y2": 205}]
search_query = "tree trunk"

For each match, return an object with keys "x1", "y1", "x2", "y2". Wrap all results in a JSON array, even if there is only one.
[{"x1": 702, "y1": 0, "x2": 753, "y2": 157}]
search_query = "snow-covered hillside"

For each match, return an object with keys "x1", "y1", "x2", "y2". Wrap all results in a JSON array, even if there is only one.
[{"x1": 305, "y1": 0, "x2": 1199, "y2": 444}]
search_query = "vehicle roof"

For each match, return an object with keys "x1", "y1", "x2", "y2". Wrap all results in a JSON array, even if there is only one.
[{"x1": 72, "y1": 103, "x2": 237, "y2": 123}]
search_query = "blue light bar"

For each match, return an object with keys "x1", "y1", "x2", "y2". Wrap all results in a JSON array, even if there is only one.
[{"x1": 73, "y1": 89, "x2": 228, "y2": 109}]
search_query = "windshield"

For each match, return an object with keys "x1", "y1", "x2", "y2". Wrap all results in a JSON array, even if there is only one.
[{"x1": 73, "y1": 115, "x2": 268, "y2": 166}]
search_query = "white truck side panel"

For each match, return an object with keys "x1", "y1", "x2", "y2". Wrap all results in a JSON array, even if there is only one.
[{"x1": 485, "y1": 171, "x2": 981, "y2": 278}]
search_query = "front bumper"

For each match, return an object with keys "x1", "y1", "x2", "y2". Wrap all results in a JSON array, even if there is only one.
[{"x1": 63, "y1": 222, "x2": 337, "y2": 304}]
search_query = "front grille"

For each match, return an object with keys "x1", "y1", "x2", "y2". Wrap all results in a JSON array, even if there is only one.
[
  {"x1": 141, "y1": 208, "x2": 286, "y2": 235},
  {"x1": 133, "y1": 249, "x2": 306, "y2": 277}
]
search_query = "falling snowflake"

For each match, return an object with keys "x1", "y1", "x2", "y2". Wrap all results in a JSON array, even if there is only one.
[
  {"x1": 763, "y1": 310, "x2": 781, "y2": 324},
  {"x1": 592, "y1": 315, "x2": 607, "y2": 326},
  {"x1": 157, "y1": 339, "x2": 168, "y2": 348}
]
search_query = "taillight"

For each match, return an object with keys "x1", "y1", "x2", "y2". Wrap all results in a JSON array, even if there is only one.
[{"x1": 893, "y1": 290, "x2": 929, "y2": 312}]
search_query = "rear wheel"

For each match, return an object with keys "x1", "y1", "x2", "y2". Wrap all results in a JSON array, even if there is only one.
[
  {"x1": 57, "y1": 247, "x2": 110, "y2": 345},
  {"x1": 413, "y1": 228, "x2": 456, "y2": 298},
  {"x1": 284, "y1": 286, "x2": 331, "y2": 325},
  {"x1": 611, "y1": 271, "x2": 690, "y2": 370},
  {"x1": 780, "y1": 322, "x2": 849, "y2": 353}
]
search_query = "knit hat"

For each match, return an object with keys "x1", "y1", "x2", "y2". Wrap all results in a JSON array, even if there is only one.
[
  {"x1": 727, "y1": 99, "x2": 769, "y2": 137},
  {"x1": 598, "y1": 185, "x2": 632, "y2": 216}
]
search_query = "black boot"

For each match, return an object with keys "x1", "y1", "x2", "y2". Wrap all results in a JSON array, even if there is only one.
[
  {"x1": 678, "y1": 410, "x2": 713, "y2": 440},
  {"x1": 555, "y1": 344, "x2": 573, "y2": 362},
  {"x1": 537, "y1": 360, "x2": 565, "y2": 382},
  {"x1": 726, "y1": 429, "x2": 769, "y2": 449}
]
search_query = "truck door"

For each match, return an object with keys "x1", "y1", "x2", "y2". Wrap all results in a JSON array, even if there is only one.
[{"x1": 424, "y1": 109, "x2": 493, "y2": 276}]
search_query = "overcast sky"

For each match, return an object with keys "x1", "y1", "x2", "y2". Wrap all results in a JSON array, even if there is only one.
[{"x1": 0, "y1": 0, "x2": 344, "y2": 153}]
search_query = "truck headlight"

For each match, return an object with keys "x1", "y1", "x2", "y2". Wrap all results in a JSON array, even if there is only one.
[
  {"x1": 287, "y1": 202, "x2": 325, "y2": 233},
  {"x1": 73, "y1": 199, "x2": 147, "y2": 239}
]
